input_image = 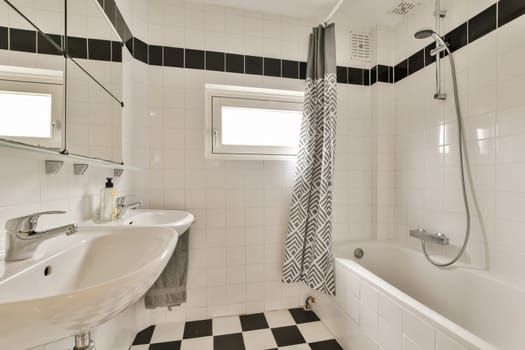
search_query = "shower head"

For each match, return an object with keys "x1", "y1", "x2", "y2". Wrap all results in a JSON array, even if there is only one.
[
  {"x1": 414, "y1": 28, "x2": 450, "y2": 100},
  {"x1": 414, "y1": 28, "x2": 434, "y2": 39},
  {"x1": 414, "y1": 28, "x2": 448, "y2": 50}
]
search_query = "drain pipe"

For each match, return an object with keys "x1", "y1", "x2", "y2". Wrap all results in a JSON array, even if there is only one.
[
  {"x1": 73, "y1": 333, "x2": 95, "y2": 350},
  {"x1": 304, "y1": 296, "x2": 316, "y2": 311}
]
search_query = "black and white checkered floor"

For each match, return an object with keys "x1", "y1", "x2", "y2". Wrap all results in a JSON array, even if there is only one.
[{"x1": 130, "y1": 308, "x2": 343, "y2": 350}]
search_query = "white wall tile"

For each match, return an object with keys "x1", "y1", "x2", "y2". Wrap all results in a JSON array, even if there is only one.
[
  {"x1": 360, "y1": 304, "x2": 379, "y2": 341},
  {"x1": 436, "y1": 331, "x2": 467, "y2": 350},
  {"x1": 379, "y1": 316, "x2": 403, "y2": 350},
  {"x1": 360, "y1": 281, "x2": 379, "y2": 313},
  {"x1": 130, "y1": 0, "x2": 374, "y2": 326},
  {"x1": 403, "y1": 310, "x2": 435, "y2": 350}
]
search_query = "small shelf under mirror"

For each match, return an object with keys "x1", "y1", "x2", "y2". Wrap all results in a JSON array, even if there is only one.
[{"x1": 0, "y1": 138, "x2": 136, "y2": 172}]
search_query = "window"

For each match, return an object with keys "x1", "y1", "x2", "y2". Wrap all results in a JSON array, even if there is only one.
[
  {"x1": 205, "y1": 84, "x2": 304, "y2": 160},
  {"x1": 0, "y1": 65, "x2": 64, "y2": 148},
  {"x1": 0, "y1": 91, "x2": 53, "y2": 138}
]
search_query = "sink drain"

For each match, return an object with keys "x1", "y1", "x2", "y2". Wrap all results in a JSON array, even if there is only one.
[
  {"x1": 354, "y1": 248, "x2": 364, "y2": 259},
  {"x1": 44, "y1": 265, "x2": 52, "y2": 276}
]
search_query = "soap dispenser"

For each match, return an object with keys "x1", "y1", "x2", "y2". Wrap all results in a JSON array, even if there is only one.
[{"x1": 100, "y1": 177, "x2": 117, "y2": 222}]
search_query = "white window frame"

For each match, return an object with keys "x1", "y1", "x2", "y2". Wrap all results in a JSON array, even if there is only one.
[
  {"x1": 0, "y1": 65, "x2": 64, "y2": 149},
  {"x1": 205, "y1": 84, "x2": 304, "y2": 161}
]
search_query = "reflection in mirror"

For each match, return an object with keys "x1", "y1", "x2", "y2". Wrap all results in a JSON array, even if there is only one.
[
  {"x1": 64, "y1": 0, "x2": 124, "y2": 163},
  {"x1": 0, "y1": 65, "x2": 64, "y2": 148},
  {"x1": 0, "y1": 0, "x2": 66, "y2": 150},
  {"x1": 2, "y1": 0, "x2": 64, "y2": 37},
  {"x1": 66, "y1": 0, "x2": 123, "y2": 102},
  {"x1": 0, "y1": 0, "x2": 124, "y2": 164},
  {"x1": 66, "y1": 59, "x2": 122, "y2": 163}
]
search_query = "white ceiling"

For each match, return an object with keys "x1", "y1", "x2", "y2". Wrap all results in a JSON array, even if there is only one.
[
  {"x1": 186, "y1": 0, "x2": 340, "y2": 19},
  {"x1": 186, "y1": 0, "x2": 409, "y2": 28},
  {"x1": 335, "y1": 0, "x2": 411, "y2": 28}
]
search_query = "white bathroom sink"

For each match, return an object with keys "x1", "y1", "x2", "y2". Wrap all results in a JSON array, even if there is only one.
[
  {"x1": 0, "y1": 226, "x2": 178, "y2": 349},
  {"x1": 123, "y1": 209, "x2": 194, "y2": 234},
  {"x1": 86, "y1": 209, "x2": 194, "y2": 235}
]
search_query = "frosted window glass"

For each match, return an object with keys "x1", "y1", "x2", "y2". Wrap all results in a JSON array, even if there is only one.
[
  {"x1": 0, "y1": 90, "x2": 53, "y2": 138},
  {"x1": 221, "y1": 106, "x2": 301, "y2": 147}
]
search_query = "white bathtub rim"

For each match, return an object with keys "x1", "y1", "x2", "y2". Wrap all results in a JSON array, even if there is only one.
[
  {"x1": 335, "y1": 239, "x2": 525, "y2": 294},
  {"x1": 336, "y1": 256, "x2": 498, "y2": 350}
]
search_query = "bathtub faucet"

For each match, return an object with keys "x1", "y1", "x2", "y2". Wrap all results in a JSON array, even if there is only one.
[{"x1": 409, "y1": 228, "x2": 449, "y2": 245}]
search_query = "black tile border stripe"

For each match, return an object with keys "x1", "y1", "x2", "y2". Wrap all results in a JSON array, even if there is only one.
[
  {"x1": 0, "y1": 25, "x2": 370, "y2": 85},
  {"x1": 104, "y1": 0, "x2": 521, "y2": 86},
  {"x1": 499, "y1": 0, "x2": 525, "y2": 27},
  {"x1": 73, "y1": 0, "x2": 372, "y2": 85},
  {"x1": 2, "y1": 0, "x2": 524, "y2": 86},
  {"x1": 1, "y1": 25, "x2": 122, "y2": 63},
  {"x1": 387, "y1": 0, "x2": 525, "y2": 84}
]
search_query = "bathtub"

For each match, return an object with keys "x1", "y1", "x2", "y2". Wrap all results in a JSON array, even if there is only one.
[{"x1": 312, "y1": 241, "x2": 525, "y2": 350}]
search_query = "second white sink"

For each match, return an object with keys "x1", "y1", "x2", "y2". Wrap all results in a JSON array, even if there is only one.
[
  {"x1": 84, "y1": 209, "x2": 194, "y2": 236},
  {"x1": 122, "y1": 209, "x2": 194, "y2": 235}
]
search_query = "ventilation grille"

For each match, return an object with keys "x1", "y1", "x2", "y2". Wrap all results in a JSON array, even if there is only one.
[
  {"x1": 389, "y1": 1, "x2": 420, "y2": 16},
  {"x1": 350, "y1": 32, "x2": 371, "y2": 62}
]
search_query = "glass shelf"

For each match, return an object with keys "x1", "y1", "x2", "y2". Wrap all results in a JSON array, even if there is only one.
[{"x1": 0, "y1": 138, "x2": 136, "y2": 170}]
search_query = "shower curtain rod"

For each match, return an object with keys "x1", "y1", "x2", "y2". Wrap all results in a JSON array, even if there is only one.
[{"x1": 323, "y1": 0, "x2": 344, "y2": 25}]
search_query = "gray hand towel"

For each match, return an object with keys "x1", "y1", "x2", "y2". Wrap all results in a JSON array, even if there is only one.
[{"x1": 144, "y1": 229, "x2": 189, "y2": 309}]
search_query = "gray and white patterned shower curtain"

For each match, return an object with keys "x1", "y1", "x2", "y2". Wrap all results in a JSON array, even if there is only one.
[{"x1": 281, "y1": 23, "x2": 337, "y2": 295}]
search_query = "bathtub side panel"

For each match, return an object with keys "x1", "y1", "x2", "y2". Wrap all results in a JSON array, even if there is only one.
[{"x1": 312, "y1": 258, "x2": 485, "y2": 350}]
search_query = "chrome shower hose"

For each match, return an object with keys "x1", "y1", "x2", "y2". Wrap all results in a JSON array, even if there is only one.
[{"x1": 421, "y1": 47, "x2": 472, "y2": 267}]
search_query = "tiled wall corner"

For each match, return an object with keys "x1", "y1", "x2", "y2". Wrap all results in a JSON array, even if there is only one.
[{"x1": 391, "y1": 2, "x2": 525, "y2": 281}]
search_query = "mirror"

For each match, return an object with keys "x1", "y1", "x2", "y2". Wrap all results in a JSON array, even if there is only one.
[
  {"x1": 66, "y1": 0, "x2": 123, "y2": 101},
  {"x1": 0, "y1": 0, "x2": 124, "y2": 164},
  {"x1": 65, "y1": 0, "x2": 123, "y2": 163},
  {"x1": 66, "y1": 58, "x2": 122, "y2": 162},
  {"x1": 0, "y1": 0, "x2": 65, "y2": 149}
]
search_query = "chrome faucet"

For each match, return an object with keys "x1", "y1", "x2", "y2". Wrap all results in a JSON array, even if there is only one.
[
  {"x1": 116, "y1": 196, "x2": 143, "y2": 219},
  {"x1": 5, "y1": 211, "x2": 77, "y2": 261},
  {"x1": 409, "y1": 228, "x2": 449, "y2": 245}
]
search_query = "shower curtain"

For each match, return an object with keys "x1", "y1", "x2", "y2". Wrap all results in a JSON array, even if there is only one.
[{"x1": 281, "y1": 23, "x2": 337, "y2": 295}]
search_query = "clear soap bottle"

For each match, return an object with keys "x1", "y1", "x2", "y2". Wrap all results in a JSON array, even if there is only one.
[{"x1": 100, "y1": 177, "x2": 116, "y2": 222}]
